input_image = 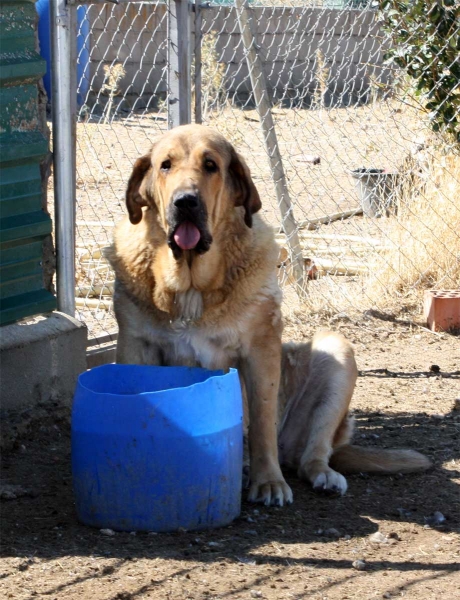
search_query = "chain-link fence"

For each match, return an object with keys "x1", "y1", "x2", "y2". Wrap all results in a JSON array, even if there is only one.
[
  {"x1": 74, "y1": 1, "x2": 169, "y2": 343},
  {"x1": 70, "y1": 0, "x2": 459, "y2": 344}
]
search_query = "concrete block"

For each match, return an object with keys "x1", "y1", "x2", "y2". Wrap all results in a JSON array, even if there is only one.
[{"x1": 0, "y1": 312, "x2": 87, "y2": 448}]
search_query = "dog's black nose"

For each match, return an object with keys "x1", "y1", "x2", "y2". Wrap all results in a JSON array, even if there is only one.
[{"x1": 173, "y1": 193, "x2": 199, "y2": 210}]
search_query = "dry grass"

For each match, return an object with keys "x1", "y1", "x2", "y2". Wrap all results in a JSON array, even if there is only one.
[
  {"x1": 366, "y1": 149, "x2": 460, "y2": 310},
  {"x1": 193, "y1": 31, "x2": 227, "y2": 118},
  {"x1": 282, "y1": 141, "x2": 460, "y2": 321}
]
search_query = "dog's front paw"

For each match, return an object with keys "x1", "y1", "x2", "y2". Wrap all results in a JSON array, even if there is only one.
[
  {"x1": 310, "y1": 469, "x2": 347, "y2": 496},
  {"x1": 247, "y1": 467, "x2": 293, "y2": 507}
]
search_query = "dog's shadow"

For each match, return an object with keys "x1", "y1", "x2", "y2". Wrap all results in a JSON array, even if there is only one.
[
  {"x1": 0, "y1": 407, "x2": 458, "y2": 600},
  {"x1": 1, "y1": 407, "x2": 458, "y2": 561},
  {"x1": 282, "y1": 405, "x2": 459, "y2": 534}
]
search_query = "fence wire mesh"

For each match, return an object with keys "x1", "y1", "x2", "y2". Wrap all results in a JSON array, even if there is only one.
[
  {"x1": 72, "y1": 0, "x2": 460, "y2": 343},
  {"x1": 74, "y1": 1, "x2": 169, "y2": 341}
]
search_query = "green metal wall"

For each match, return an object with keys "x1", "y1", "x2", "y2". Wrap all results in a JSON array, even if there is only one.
[{"x1": 0, "y1": 0, "x2": 56, "y2": 325}]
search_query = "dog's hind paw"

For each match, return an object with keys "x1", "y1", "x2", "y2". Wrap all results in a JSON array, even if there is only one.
[{"x1": 311, "y1": 470, "x2": 348, "y2": 496}]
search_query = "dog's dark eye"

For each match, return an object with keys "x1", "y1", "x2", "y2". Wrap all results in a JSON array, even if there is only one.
[
  {"x1": 160, "y1": 159, "x2": 171, "y2": 171},
  {"x1": 204, "y1": 159, "x2": 217, "y2": 173}
]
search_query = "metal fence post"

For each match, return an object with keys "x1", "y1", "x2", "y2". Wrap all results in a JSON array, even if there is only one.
[
  {"x1": 50, "y1": 0, "x2": 76, "y2": 316},
  {"x1": 168, "y1": 0, "x2": 192, "y2": 128},
  {"x1": 235, "y1": 0, "x2": 305, "y2": 293},
  {"x1": 194, "y1": 0, "x2": 202, "y2": 124}
]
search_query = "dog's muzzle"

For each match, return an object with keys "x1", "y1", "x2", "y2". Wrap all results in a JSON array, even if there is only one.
[{"x1": 167, "y1": 191, "x2": 213, "y2": 259}]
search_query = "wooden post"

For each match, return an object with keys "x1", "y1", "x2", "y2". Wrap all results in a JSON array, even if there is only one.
[
  {"x1": 235, "y1": 0, "x2": 305, "y2": 293},
  {"x1": 168, "y1": 0, "x2": 191, "y2": 128}
]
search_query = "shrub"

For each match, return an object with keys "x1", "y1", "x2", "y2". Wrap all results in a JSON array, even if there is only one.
[{"x1": 380, "y1": 0, "x2": 460, "y2": 144}]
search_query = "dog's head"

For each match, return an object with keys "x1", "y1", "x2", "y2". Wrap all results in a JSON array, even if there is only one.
[{"x1": 125, "y1": 124, "x2": 261, "y2": 259}]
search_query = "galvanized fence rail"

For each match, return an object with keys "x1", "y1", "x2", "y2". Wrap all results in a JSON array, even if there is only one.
[{"x1": 49, "y1": 0, "x2": 459, "y2": 348}]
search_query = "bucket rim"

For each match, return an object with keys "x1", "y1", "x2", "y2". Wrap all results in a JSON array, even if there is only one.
[
  {"x1": 349, "y1": 167, "x2": 398, "y2": 177},
  {"x1": 76, "y1": 364, "x2": 239, "y2": 399}
]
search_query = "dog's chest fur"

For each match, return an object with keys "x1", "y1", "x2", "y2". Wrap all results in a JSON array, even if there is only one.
[
  {"x1": 174, "y1": 288, "x2": 203, "y2": 322},
  {"x1": 135, "y1": 268, "x2": 280, "y2": 371},
  {"x1": 111, "y1": 212, "x2": 282, "y2": 371},
  {"x1": 143, "y1": 316, "x2": 242, "y2": 371}
]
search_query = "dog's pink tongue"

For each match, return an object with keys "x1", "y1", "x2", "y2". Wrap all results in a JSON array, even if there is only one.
[{"x1": 174, "y1": 222, "x2": 201, "y2": 250}]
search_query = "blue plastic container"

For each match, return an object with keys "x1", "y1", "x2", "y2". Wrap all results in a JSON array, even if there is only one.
[
  {"x1": 72, "y1": 365, "x2": 243, "y2": 532},
  {"x1": 36, "y1": 0, "x2": 90, "y2": 106}
]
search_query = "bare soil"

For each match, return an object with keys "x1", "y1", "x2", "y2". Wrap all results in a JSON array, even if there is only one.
[{"x1": 1, "y1": 317, "x2": 459, "y2": 600}]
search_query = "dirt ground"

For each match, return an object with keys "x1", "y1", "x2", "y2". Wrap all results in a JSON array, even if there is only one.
[{"x1": 1, "y1": 316, "x2": 459, "y2": 600}]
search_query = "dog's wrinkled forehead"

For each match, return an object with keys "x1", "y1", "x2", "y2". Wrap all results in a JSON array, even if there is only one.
[{"x1": 151, "y1": 126, "x2": 231, "y2": 167}]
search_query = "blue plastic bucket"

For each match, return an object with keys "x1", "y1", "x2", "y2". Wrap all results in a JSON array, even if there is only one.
[
  {"x1": 36, "y1": 0, "x2": 90, "y2": 106},
  {"x1": 72, "y1": 365, "x2": 243, "y2": 532}
]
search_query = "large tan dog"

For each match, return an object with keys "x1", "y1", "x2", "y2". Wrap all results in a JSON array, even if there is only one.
[{"x1": 107, "y1": 124, "x2": 431, "y2": 507}]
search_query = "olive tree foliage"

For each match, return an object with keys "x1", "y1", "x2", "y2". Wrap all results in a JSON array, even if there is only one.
[{"x1": 380, "y1": 0, "x2": 460, "y2": 144}]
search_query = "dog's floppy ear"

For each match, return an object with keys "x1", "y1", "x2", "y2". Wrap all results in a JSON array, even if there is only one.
[
  {"x1": 126, "y1": 153, "x2": 152, "y2": 225},
  {"x1": 228, "y1": 149, "x2": 262, "y2": 228}
]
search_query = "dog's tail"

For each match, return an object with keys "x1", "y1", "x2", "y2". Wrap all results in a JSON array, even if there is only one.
[{"x1": 330, "y1": 444, "x2": 432, "y2": 474}]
